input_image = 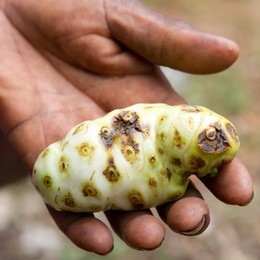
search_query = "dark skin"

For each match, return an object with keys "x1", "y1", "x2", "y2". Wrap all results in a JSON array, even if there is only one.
[{"x1": 0, "y1": 0, "x2": 253, "y2": 255}]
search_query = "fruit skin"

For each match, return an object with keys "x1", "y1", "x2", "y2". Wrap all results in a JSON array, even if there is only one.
[{"x1": 32, "y1": 104, "x2": 240, "y2": 212}]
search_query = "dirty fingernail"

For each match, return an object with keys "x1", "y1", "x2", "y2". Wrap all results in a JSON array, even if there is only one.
[{"x1": 180, "y1": 215, "x2": 208, "y2": 236}]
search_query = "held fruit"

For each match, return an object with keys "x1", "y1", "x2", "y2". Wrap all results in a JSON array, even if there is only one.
[{"x1": 32, "y1": 104, "x2": 240, "y2": 212}]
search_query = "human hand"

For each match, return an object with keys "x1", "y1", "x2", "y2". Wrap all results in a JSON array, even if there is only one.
[{"x1": 0, "y1": 0, "x2": 253, "y2": 255}]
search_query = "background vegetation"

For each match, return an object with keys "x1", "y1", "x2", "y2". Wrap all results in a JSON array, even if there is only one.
[{"x1": 1, "y1": 1, "x2": 259, "y2": 259}]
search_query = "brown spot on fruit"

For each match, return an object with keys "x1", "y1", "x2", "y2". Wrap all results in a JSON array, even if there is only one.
[
  {"x1": 186, "y1": 117, "x2": 195, "y2": 129},
  {"x1": 103, "y1": 158, "x2": 120, "y2": 182},
  {"x1": 143, "y1": 129, "x2": 150, "y2": 137},
  {"x1": 121, "y1": 111, "x2": 135, "y2": 122},
  {"x1": 100, "y1": 126, "x2": 115, "y2": 149},
  {"x1": 159, "y1": 115, "x2": 168, "y2": 123},
  {"x1": 79, "y1": 143, "x2": 95, "y2": 157},
  {"x1": 161, "y1": 168, "x2": 172, "y2": 181},
  {"x1": 82, "y1": 183, "x2": 98, "y2": 197},
  {"x1": 101, "y1": 126, "x2": 110, "y2": 136},
  {"x1": 128, "y1": 191, "x2": 145, "y2": 209},
  {"x1": 226, "y1": 123, "x2": 239, "y2": 143},
  {"x1": 173, "y1": 128, "x2": 185, "y2": 148},
  {"x1": 160, "y1": 132, "x2": 167, "y2": 142},
  {"x1": 172, "y1": 157, "x2": 182, "y2": 167},
  {"x1": 198, "y1": 122, "x2": 231, "y2": 154},
  {"x1": 64, "y1": 193, "x2": 75, "y2": 208},
  {"x1": 113, "y1": 111, "x2": 142, "y2": 135},
  {"x1": 72, "y1": 122, "x2": 87, "y2": 135},
  {"x1": 205, "y1": 127, "x2": 217, "y2": 140},
  {"x1": 43, "y1": 175, "x2": 52, "y2": 188},
  {"x1": 158, "y1": 147, "x2": 165, "y2": 155},
  {"x1": 149, "y1": 155, "x2": 157, "y2": 164},
  {"x1": 122, "y1": 144, "x2": 136, "y2": 163},
  {"x1": 41, "y1": 148, "x2": 50, "y2": 158},
  {"x1": 59, "y1": 157, "x2": 69, "y2": 173},
  {"x1": 149, "y1": 178, "x2": 157, "y2": 188},
  {"x1": 126, "y1": 136, "x2": 139, "y2": 152},
  {"x1": 103, "y1": 166, "x2": 120, "y2": 182},
  {"x1": 189, "y1": 156, "x2": 206, "y2": 171}
]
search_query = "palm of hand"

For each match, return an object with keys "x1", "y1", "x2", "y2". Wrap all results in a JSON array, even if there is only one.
[
  {"x1": 0, "y1": 0, "x2": 253, "y2": 255},
  {"x1": 0, "y1": 0, "x2": 184, "y2": 168}
]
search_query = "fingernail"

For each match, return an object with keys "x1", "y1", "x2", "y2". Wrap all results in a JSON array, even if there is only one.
[
  {"x1": 138, "y1": 236, "x2": 165, "y2": 251},
  {"x1": 180, "y1": 216, "x2": 207, "y2": 236},
  {"x1": 95, "y1": 244, "x2": 114, "y2": 255},
  {"x1": 238, "y1": 190, "x2": 254, "y2": 206}
]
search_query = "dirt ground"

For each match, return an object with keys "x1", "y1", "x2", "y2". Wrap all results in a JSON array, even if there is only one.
[{"x1": 0, "y1": 1, "x2": 259, "y2": 259}]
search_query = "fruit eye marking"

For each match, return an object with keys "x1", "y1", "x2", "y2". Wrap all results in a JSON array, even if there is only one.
[
  {"x1": 82, "y1": 183, "x2": 98, "y2": 197},
  {"x1": 43, "y1": 176, "x2": 52, "y2": 188},
  {"x1": 79, "y1": 143, "x2": 95, "y2": 157},
  {"x1": 59, "y1": 157, "x2": 70, "y2": 173},
  {"x1": 103, "y1": 157, "x2": 120, "y2": 182},
  {"x1": 226, "y1": 123, "x2": 239, "y2": 143},
  {"x1": 128, "y1": 190, "x2": 145, "y2": 209},
  {"x1": 198, "y1": 122, "x2": 231, "y2": 154},
  {"x1": 63, "y1": 193, "x2": 75, "y2": 208},
  {"x1": 206, "y1": 126, "x2": 217, "y2": 140}
]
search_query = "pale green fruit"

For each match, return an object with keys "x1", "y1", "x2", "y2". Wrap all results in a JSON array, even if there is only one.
[{"x1": 32, "y1": 104, "x2": 240, "y2": 212}]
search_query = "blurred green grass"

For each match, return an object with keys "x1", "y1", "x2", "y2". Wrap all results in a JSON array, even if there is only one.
[{"x1": 165, "y1": 68, "x2": 250, "y2": 116}]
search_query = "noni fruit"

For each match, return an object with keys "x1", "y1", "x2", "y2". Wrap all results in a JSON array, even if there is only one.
[{"x1": 32, "y1": 104, "x2": 240, "y2": 212}]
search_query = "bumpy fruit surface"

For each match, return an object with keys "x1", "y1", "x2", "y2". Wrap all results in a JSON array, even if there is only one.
[{"x1": 32, "y1": 104, "x2": 240, "y2": 212}]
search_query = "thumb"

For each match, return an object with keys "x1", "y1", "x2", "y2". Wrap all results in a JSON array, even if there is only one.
[{"x1": 105, "y1": 0, "x2": 239, "y2": 74}]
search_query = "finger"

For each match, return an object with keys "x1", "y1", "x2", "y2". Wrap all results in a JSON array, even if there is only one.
[
  {"x1": 157, "y1": 182, "x2": 210, "y2": 236},
  {"x1": 48, "y1": 57, "x2": 184, "y2": 111},
  {"x1": 105, "y1": 0, "x2": 239, "y2": 74},
  {"x1": 105, "y1": 210, "x2": 165, "y2": 250},
  {"x1": 47, "y1": 207, "x2": 114, "y2": 255},
  {"x1": 87, "y1": 68, "x2": 184, "y2": 110},
  {"x1": 201, "y1": 158, "x2": 254, "y2": 206}
]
